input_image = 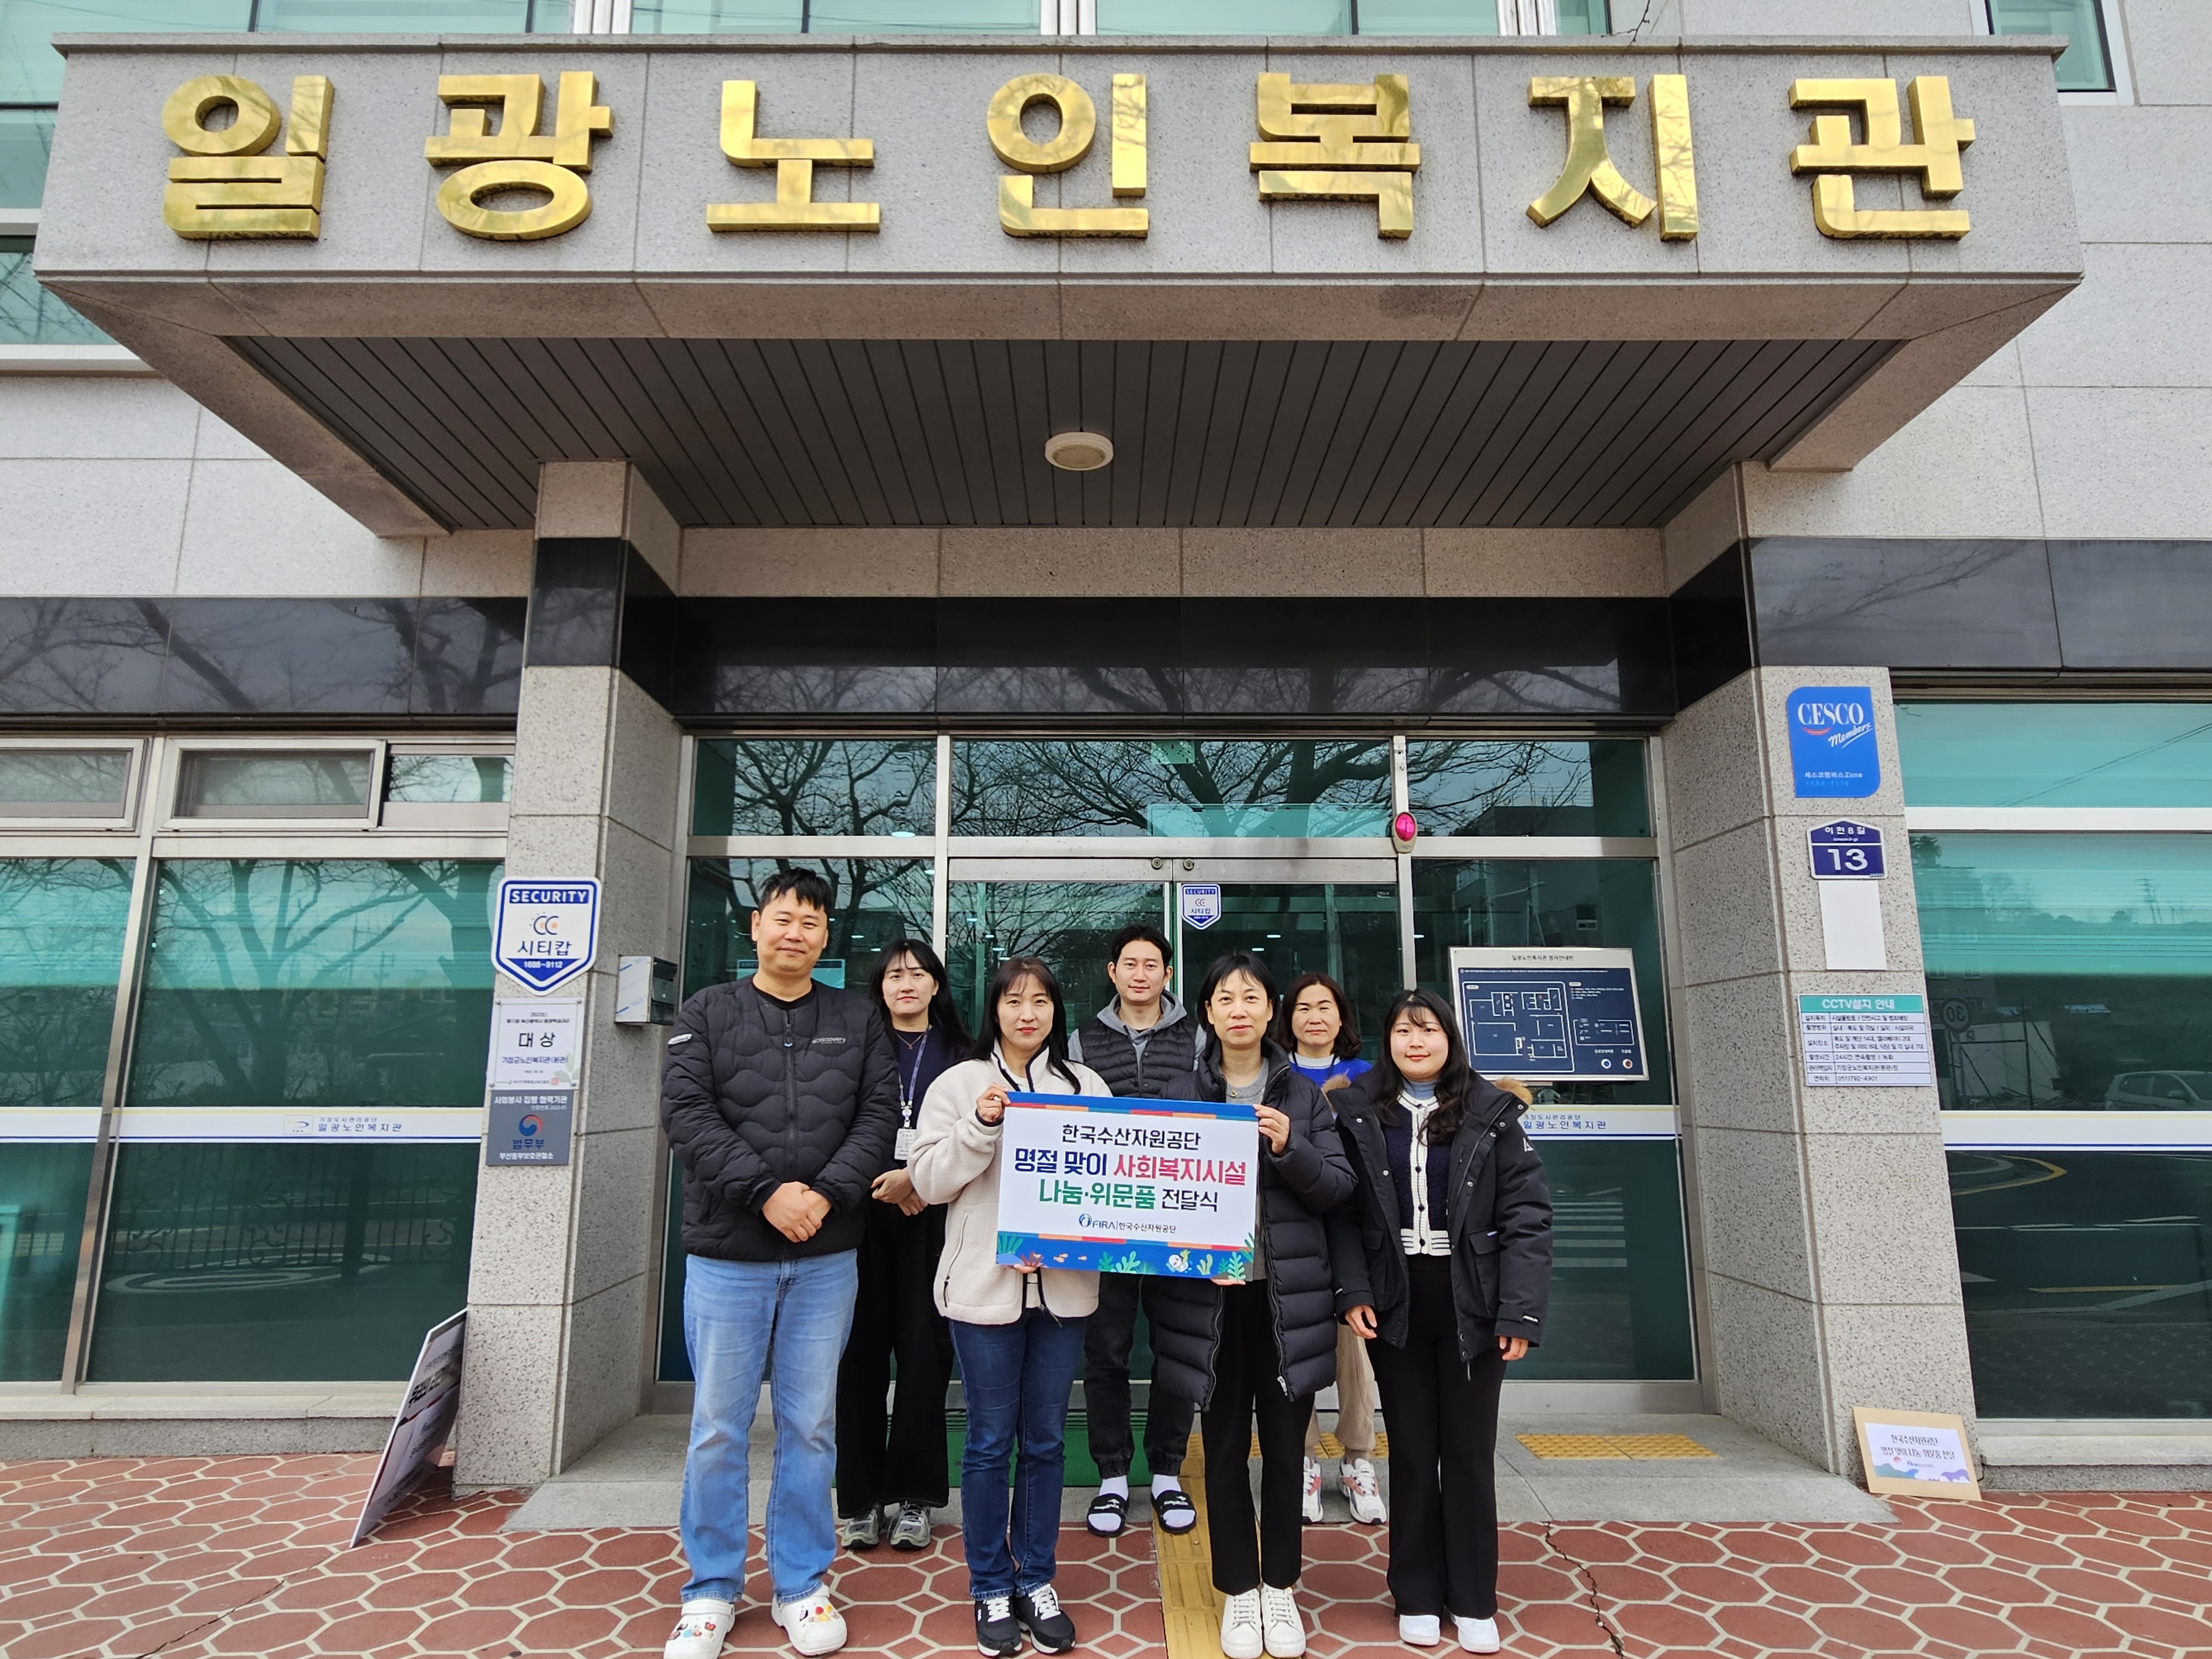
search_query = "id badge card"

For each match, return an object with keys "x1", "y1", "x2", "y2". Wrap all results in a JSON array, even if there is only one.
[{"x1": 895, "y1": 1125, "x2": 917, "y2": 1163}]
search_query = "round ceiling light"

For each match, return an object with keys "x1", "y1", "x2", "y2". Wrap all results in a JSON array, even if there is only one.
[{"x1": 1044, "y1": 431, "x2": 1114, "y2": 472}]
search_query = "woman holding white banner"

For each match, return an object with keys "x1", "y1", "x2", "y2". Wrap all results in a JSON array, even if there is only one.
[
  {"x1": 1147, "y1": 951, "x2": 1357, "y2": 1659},
  {"x1": 907, "y1": 956, "x2": 1108, "y2": 1659}
]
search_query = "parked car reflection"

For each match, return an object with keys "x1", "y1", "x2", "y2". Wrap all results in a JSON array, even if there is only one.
[{"x1": 2105, "y1": 1071, "x2": 2212, "y2": 1110}]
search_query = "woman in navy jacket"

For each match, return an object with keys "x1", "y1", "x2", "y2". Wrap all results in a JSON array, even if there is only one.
[{"x1": 1330, "y1": 988, "x2": 1552, "y2": 1656}]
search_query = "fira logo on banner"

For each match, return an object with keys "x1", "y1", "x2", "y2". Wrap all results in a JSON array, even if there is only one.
[{"x1": 1787, "y1": 685, "x2": 1880, "y2": 799}]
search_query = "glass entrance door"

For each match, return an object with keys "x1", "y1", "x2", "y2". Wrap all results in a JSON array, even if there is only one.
[{"x1": 1180, "y1": 882, "x2": 1401, "y2": 1063}]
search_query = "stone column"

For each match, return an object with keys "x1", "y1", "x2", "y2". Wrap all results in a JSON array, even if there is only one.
[
  {"x1": 1662, "y1": 665, "x2": 1977, "y2": 1477},
  {"x1": 455, "y1": 462, "x2": 685, "y2": 1488}
]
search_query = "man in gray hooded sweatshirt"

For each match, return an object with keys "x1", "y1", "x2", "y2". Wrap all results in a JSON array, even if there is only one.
[{"x1": 1067, "y1": 924, "x2": 1202, "y2": 1538}]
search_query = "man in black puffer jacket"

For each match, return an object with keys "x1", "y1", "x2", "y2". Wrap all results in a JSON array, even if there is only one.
[{"x1": 659, "y1": 868, "x2": 899, "y2": 1659}]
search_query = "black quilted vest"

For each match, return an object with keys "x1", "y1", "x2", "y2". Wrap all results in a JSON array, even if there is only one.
[{"x1": 1076, "y1": 1008, "x2": 1202, "y2": 1099}]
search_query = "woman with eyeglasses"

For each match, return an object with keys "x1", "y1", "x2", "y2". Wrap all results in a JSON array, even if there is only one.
[
  {"x1": 1331, "y1": 989, "x2": 1553, "y2": 1655},
  {"x1": 908, "y1": 956, "x2": 1107, "y2": 1659},
  {"x1": 835, "y1": 940, "x2": 968, "y2": 1554},
  {"x1": 1147, "y1": 951, "x2": 1356, "y2": 1659}
]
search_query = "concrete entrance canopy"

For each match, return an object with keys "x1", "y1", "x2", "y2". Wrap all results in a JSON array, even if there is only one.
[{"x1": 36, "y1": 33, "x2": 2080, "y2": 539}]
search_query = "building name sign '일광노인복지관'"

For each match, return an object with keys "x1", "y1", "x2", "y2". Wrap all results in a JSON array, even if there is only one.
[{"x1": 152, "y1": 68, "x2": 1983, "y2": 245}]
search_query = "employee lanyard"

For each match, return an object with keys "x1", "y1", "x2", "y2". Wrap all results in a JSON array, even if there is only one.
[{"x1": 895, "y1": 1029, "x2": 930, "y2": 1125}]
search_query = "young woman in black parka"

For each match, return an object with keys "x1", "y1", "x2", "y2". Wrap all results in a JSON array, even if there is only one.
[
  {"x1": 1146, "y1": 952, "x2": 1356, "y2": 1659},
  {"x1": 1330, "y1": 988, "x2": 1553, "y2": 1656}
]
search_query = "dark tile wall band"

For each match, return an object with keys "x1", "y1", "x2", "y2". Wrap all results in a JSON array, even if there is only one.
[
  {"x1": 1658, "y1": 538, "x2": 2212, "y2": 707},
  {"x1": 672, "y1": 596, "x2": 1679, "y2": 722},
  {"x1": 0, "y1": 596, "x2": 523, "y2": 721}
]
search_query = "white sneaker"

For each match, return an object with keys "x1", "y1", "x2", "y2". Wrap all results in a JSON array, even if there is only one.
[
  {"x1": 775, "y1": 1592, "x2": 848, "y2": 1656},
  {"x1": 1260, "y1": 1585, "x2": 1306, "y2": 1658},
  {"x1": 665, "y1": 1599, "x2": 735, "y2": 1659},
  {"x1": 1398, "y1": 1615, "x2": 1441, "y2": 1648},
  {"x1": 1454, "y1": 1615, "x2": 1501, "y2": 1654},
  {"x1": 1300, "y1": 1457, "x2": 1323, "y2": 1523},
  {"x1": 1219, "y1": 1589, "x2": 1264, "y2": 1659},
  {"x1": 1340, "y1": 1458, "x2": 1386, "y2": 1525}
]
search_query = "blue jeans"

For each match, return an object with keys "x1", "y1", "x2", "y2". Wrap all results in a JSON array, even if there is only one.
[
  {"x1": 948, "y1": 1308, "x2": 1087, "y2": 1600},
  {"x1": 680, "y1": 1251, "x2": 859, "y2": 1606}
]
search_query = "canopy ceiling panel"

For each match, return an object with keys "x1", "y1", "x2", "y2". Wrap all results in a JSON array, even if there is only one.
[{"x1": 231, "y1": 335, "x2": 1895, "y2": 533}]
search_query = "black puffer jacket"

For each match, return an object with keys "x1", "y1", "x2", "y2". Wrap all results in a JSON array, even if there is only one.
[
  {"x1": 1327, "y1": 1073, "x2": 1553, "y2": 1363},
  {"x1": 661, "y1": 979, "x2": 900, "y2": 1261},
  {"x1": 1149, "y1": 1041, "x2": 1358, "y2": 1408}
]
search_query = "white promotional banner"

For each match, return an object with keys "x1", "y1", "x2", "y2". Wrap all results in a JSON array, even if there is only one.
[{"x1": 995, "y1": 1093, "x2": 1259, "y2": 1279}]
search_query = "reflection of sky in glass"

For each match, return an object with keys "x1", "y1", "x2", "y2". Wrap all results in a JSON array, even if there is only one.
[
  {"x1": 0, "y1": 749, "x2": 128, "y2": 807},
  {"x1": 694, "y1": 739, "x2": 934, "y2": 837},
  {"x1": 0, "y1": 857, "x2": 131, "y2": 990},
  {"x1": 1899, "y1": 703, "x2": 2212, "y2": 808},
  {"x1": 1914, "y1": 834, "x2": 2212, "y2": 977},
  {"x1": 1, "y1": 239, "x2": 113, "y2": 345}
]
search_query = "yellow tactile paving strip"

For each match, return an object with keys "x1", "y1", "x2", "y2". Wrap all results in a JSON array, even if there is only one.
[
  {"x1": 1516, "y1": 1432, "x2": 1717, "y2": 1460},
  {"x1": 1156, "y1": 1433, "x2": 1224, "y2": 1659}
]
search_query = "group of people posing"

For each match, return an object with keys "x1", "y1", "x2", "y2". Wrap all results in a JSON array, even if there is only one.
[{"x1": 658, "y1": 869, "x2": 1554, "y2": 1659}]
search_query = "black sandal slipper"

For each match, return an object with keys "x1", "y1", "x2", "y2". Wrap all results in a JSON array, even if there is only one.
[
  {"x1": 1152, "y1": 1488, "x2": 1198, "y2": 1535},
  {"x1": 1085, "y1": 1490, "x2": 1128, "y2": 1536}
]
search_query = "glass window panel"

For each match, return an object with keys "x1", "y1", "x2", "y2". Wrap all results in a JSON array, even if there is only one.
[
  {"x1": 1097, "y1": 0, "x2": 1347, "y2": 29},
  {"x1": 947, "y1": 880, "x2": 1169, "y2": 1039},
  {"x1": 953, "y1": 739, "x2": 1391, "y2": 838},
  {"x1": 128, "y1": 860, "x2": 500, "y2": 1110},
  {"x1": 0, "y1": 858, "x2": 133, "y2": 1110},
  {"x1": 385, "y1": 753, "x2": 512, "y2": 805},
  {"x1": 253, "y1": 0, "x2": 540, "y2": 26},
  {"x1": 1952, "y1": 1149, "x2": 2211, "y2": 1416},
  {"x1": 1411, "y1": 858, "x2": 1673, "y2": 1105},
  {"x1": 0, "y1": 111, "x2": 55, "y2": 211},
  {"x1": 807, "y1": 0, "x2": 1037, "y2": 27},
  {"x1": 1510, "y1": 1139, "x2": 1693, "y2": 1380},
  {"x1": 684, "y1": 857, "x2": 933, "y2": 998},
  {"x1": 88, "y1": 1142, "x2": 477, "y2": 1381},
  {"x1": 1407, "y1": 739, "x2": 1648, "y2": 837},
  {"x1": 692, "y1": 738, "x2": 934, "y2": 838},
  {"x1": 1897, "y1": 703, "x2": 2212, "y2": 808},
  {"x1": 0, "y1": 747, "x2": 129, "y2": 815},
  {"x1": 0, "y1": 1143, "x2": 92, "y2": 1382},
  {"x1": 1354, "y1": 0, "x2": 1498, "y2": 32},
  {"x1": 0, "y1": 2, "x2": 250, "y2": 103},
  {"x1": 631, "y1": 0, "x2": 804, "y2": 27},
  {"x1": 176, "y1": 750, "x2": 373, "y2": 818},
  {"x1": 1988, "y1": 0, "x2": 2114, "y2": 92},
  {"x1": 1915, "y1": 833, "x2": 2212, "y2": 1112},
  {"x1": 1552, "y1": 0, "x2": 1608, "y2": 32},
  {"x1": 1, "y1": 236, "x2": 113, "y2": 345}
]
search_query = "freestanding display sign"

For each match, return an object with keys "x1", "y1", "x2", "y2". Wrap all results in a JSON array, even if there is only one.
[
  {"x1": 351, "y1": 1309, "x2": 468, "y2": 1546},
  {"x1": 994, "y1": 1093, "x2": 1259, "y2": 1279}
]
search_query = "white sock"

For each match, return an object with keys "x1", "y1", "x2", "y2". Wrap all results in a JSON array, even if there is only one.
[
  {"x1": 1099, "y1": 1475, "x2": 1129, "y2": 1499},
  {"x1": 1152, "y1": 1473, "x2": 1183, "y2": 1496}
]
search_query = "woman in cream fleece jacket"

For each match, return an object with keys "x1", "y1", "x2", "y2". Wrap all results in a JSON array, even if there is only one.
[{"x1": 907, "y1": 956, "x2": 1108, "y2": 1659}]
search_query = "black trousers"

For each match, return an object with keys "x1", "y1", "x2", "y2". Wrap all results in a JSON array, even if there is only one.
[
  {"x1": 1365, "y1": 1257, "x2": 1507, "y2": 1619},
  {"x1": 1199, "y1": 1281, "x2": 1314, "y2": 1595},
  {"x1": 834, "y1": 1197, "x2": 952, "y2": 1514},
  {"x1": 1083, "y1": 1271, "x2": 1197, "y2": 1481}
]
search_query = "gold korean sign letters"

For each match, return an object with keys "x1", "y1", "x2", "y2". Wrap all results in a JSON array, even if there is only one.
[
  {"x1": 152, "y1": 66, "x2": 1978, "y2": 247},
  {"x1": 161, "y1": 74, "x2": 330, "y2": 238}
]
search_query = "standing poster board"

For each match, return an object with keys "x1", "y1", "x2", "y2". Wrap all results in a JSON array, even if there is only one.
[
  {"x1": 995, "y1": 1093, "x2": 1259, "y2": 1279},
  {"x1": 351, "y1": 1309, "x2": 468, "y2": 1546},
  {"x1": 1448, "y1": 947, "x2": 1648, "y2": 1082},
  {"x1": 1851, "y1": 1406, "x2": 1981, "y2": 1501}
]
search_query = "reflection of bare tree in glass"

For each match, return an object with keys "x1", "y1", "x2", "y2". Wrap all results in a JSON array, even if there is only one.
[
  {"x1": 954, "y1": 740, "x2": 1389, "y2": 836},
  {"x1": 129, "y1": 860, "x2": 497, "y2": 1108},
  {"x1": 0, "y1": 858, "x2": 133, "y2": 1108},
  {"x1": 698, "y1": 740, "x2": 933, "y2": 836},
  {"x1": 1407, "y1": 741, "x2": 1593, "y2": 836}
]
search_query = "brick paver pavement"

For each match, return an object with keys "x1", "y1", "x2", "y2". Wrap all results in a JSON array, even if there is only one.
[{"x1": 2, "y1": 1454, "x2": 2209, "y2": 1659}]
